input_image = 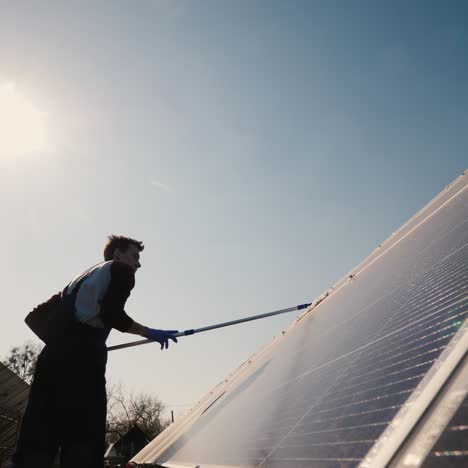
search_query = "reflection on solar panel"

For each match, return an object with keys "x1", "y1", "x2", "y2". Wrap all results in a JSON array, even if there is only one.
[{"x1": 131, "y1": 171, "x2": 468, "y2": 468}]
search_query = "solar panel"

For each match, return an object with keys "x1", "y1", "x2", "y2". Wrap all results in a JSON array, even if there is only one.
[
  {"x1": 0, "y1": 362, "x2": 30, "y2": 467},
  {"x1": 131, "y1": 171, "x2": 468, "y2": 468}
]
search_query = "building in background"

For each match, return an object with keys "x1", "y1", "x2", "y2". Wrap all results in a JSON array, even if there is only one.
[{"x1": 105, "y1": 425, "x2": 149, "y2": 468}]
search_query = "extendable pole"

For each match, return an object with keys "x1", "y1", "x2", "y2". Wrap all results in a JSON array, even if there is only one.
[{"x1": 107, "y1": 303, "x2": 311, "y2": 352}]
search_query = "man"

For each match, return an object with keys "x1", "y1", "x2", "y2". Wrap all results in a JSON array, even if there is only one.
[{"x1": 11, "y1": 235, "x2": 178, "y2": 468}]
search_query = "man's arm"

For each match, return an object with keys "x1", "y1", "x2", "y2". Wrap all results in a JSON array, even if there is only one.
[
  {"x1": 100, "y1": 262, "x2": 136, "y2": 332},
  {"x1": 100, "y1": 262, "x2": 178, "y2": 349},
  {"x1": 126, "y1": 321, "x2": 147, "y2": 336}
]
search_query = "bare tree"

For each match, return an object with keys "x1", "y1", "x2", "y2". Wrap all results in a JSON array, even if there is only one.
[
  {"x1": 106, "y1": 382, "x2": 169, "y2": 445},
  {"x1": 2, "y1": 341, "x2": 42, "y2": 384}
]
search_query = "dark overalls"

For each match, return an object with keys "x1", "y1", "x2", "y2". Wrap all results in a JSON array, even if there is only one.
[{"x1": 11, "y1": 276, "x2": 111, "y2": 468}]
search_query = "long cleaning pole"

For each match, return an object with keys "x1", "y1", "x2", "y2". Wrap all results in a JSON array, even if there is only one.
[{"x1": 107, "y1": 303, "x2": 311, "y2": 352}]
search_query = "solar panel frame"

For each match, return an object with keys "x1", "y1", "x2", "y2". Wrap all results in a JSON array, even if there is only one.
[
  {"x1": 131, "y1": 171, "x2": 468, "y2": 468},
  {"x1": 388, "y1": 354, "x2": 468, "y2": 467}
]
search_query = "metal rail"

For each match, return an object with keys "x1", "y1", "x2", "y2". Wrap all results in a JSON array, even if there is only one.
[{"x1": 107, "y1": 303, "x2": 311, "y2": 352}]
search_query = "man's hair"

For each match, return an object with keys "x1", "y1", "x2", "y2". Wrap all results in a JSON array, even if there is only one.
[{"x1": 103, "y1": 235, "x2": 144, "y2": 261}]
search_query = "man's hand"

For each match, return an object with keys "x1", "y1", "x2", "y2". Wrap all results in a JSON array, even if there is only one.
[{"x1": 145, "y1": 327, "x2": 179, "y2": 350}]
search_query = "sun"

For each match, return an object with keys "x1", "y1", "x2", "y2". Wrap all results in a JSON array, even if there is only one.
[{"x1": 0, "y1": 82, "x2": 48, "y2": 157}]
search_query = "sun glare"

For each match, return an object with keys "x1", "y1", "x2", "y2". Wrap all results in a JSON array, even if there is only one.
[{"x1": 0, "y1": 82, "x2": 48, "y2": 157}]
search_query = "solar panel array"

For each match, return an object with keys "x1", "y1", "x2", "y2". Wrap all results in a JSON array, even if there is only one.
[
  {"x1": 132, "y1": 172, "x2": 468, "y2": 468},
  {"x1": 0, "y1": 363, "x2": 30, "y2": 467}
]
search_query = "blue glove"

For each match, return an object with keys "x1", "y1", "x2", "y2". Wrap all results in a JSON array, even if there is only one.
[{"x1": 145, "y1": 328, "x2": 179, "y2": 350}]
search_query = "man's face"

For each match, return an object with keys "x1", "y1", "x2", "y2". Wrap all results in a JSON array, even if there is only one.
[{"x1": 113, "y1": 244, "x2": 141, "y2": 273}]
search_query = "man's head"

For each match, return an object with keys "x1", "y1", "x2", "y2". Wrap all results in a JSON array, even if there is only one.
[{"x1": 103, "y1": 235, "x2": 144, "y2": 272}]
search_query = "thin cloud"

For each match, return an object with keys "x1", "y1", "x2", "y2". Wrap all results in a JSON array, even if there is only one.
[{"x1": 150, "y1": 180, "x2": 173, "y2": 193}]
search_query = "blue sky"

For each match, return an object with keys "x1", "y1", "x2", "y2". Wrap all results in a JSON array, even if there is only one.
[{"x1": 0, "y1": 0, "x2": 467, "y2": 418}]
